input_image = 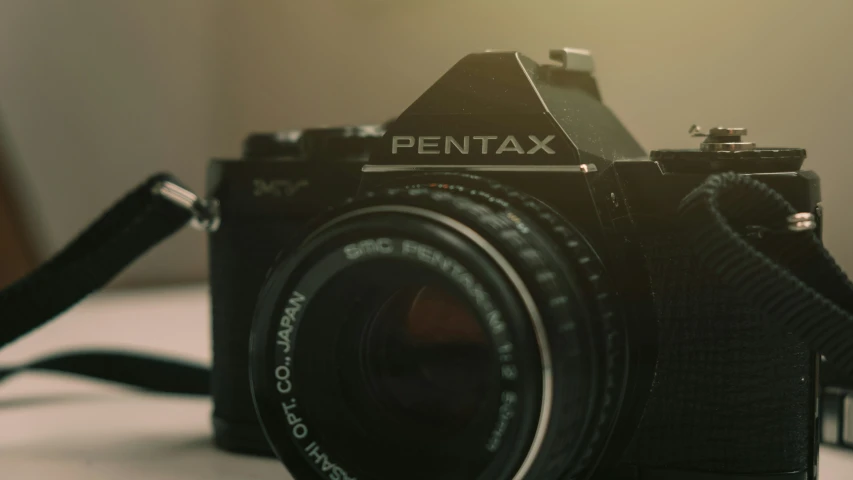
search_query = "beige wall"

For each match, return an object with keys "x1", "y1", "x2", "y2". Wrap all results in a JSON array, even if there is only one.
[
  {"x1": 2, "y1": 0, "x2": 852, "y2": 286},
  {"x1": 0, "y1": 0, "x2": 228, "y2": 285}
]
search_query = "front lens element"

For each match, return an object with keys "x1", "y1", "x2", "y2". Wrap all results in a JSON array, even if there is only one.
[
  {"x1": 361, "y1": 284, "x2": 493, "y2": 432},
  {"x1": 289, "y1": 260, "x2": 508, "y2": 479}
]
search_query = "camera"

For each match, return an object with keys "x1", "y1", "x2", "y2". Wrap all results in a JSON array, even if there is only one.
[{"x1": 207, "y1": 48, "x2": 820, "y2": 480}]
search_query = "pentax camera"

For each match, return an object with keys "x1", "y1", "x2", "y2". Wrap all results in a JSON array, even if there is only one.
[{"x1": 207, "y1": 48, "x2": 820, "y2": 480}]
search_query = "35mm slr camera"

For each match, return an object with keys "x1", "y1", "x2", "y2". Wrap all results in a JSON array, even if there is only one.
[{"x1": 207, "y1": 48, "x2": 820, "y2": 480}]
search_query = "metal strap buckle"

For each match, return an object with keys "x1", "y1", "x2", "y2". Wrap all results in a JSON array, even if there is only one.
[
  {"x1": 152, "y1": 181, "x2": 221, "y2": 232},
  {"x1": 746, "y1": 212, "x2": 817, "y2": 238},
  {"x1": 787, "y1": 212, "x2": 818, "y2": 233}
]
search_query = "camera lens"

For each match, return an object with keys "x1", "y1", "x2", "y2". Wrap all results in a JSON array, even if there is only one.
[{"x1": 250, "y1": 183, "x2": 627, "y2": 480}]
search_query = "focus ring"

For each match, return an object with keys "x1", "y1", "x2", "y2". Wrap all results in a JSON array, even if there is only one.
[{"x1": 516, "y1": 196, "x2": 625, "y2": 479}]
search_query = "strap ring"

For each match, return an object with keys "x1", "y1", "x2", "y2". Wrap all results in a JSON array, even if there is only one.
[
  {"x1": 787, "y1": 212, "x2": 818, "y2": 232},
  {"x1": 745, "y1": 211, "x2": 817, "y2": 237},
  {"x1": 152, "y1": 181, "x2": 221, "y2": 232}
]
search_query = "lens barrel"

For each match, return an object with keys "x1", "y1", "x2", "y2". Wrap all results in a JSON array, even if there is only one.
[{"x1": 249, "y1": 181, "x2": 627, "y2": 480}]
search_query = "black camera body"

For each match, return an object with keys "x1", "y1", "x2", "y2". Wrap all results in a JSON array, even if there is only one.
[
  {"x1": 208, "y1": 49, "x2": 820, "y2": 480},
  {"x1": 207, "y1": 126, "x2": 382, "y2": 453}
]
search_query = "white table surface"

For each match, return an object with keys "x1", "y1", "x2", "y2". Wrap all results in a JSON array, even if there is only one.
[{"x1": 0, "y1": 285, "x2": 850, "y2": 479}]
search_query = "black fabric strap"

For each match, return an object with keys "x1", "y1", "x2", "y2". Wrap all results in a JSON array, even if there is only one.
[
  {"x1": 0, "y1": 350, "x2": 209, "y2": 396},
  {"x1": 0, "y1": 172, "x2": 215, "y2": 402},
  {"x1": 0, "y1": 173, "x2": 209, "y2": 399},
  {"x1": 0, "y1": 173, "x2": 192, "y2": 350},
  {"x1": 680, "y1": 171, "x2": 853, "y2": 450},
  {"x1": 679, "y1": 171, "x2": 853, "y2": 384}
]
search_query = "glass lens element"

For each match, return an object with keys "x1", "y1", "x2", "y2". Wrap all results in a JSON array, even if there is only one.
[{"x1": 362, "y1": 285, "x2": 493, "y2": 431}]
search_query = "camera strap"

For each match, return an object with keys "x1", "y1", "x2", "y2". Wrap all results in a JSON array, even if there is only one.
[
  {"x1": 0, "y1": 171, "x2": 850, "y2": 448},
  {"x1": 0, "y1": 172, "x2": 214, "y2": 394},
  {"x1": 679, "y1": 172, "x2": 853, "y2": 381},
  {"x1": 680, "y1": 171, "x2": 853, "y2": 448}
]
